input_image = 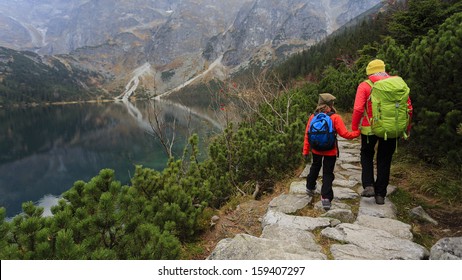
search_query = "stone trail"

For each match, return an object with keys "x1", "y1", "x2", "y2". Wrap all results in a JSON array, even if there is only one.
[{"x1": 207, "y1": 137, "x2": 462, "y2": 260}]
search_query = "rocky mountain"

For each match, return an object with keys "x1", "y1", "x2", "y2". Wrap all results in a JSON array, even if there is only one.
[{"x1": 0, "y1": 0, "x2": 382, "y2": 100}]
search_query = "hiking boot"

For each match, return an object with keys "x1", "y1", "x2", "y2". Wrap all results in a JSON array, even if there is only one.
[
  {"x1": 375, "y1": 195, "x2": 385, "y2": 205},
  {"x1": 306, "y1": 188, "x2": 315, "y2": 196},
  {"x1": 361, "y1": 186, "x2": 375, "y2": 197},
  {"x1": 321, "y1": 198, "x2": 331, "y2": 210}
]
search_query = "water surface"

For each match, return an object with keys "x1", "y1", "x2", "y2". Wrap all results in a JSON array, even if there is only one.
[{"x1": 0, "y1": 99, "x2": 220, "y2": 217}]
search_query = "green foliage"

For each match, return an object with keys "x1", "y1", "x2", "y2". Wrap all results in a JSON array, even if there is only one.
[
  {"x1": 208, "y1": 84, "x2": 317, "y2": 197},
  {"x1": 161, "y1": 70, "x2": 175, "y2": 82},
  {"x1": 406, "y1": 12, "x2": 462, "y2": 168},
  {"x1": 388, "y1": 0, "x2": 447, "y2": 46},
  {"x1": 2, "y1": 166, "x2": 205, "y2": 259},
  {"x1": 388, "y1": 0, "x2": 462, "y2": 47},
  {"x1": 0, "y1": 47, "x2": 103, "y2": 105},
  {"x1": 317, "y1": 64, "x2": 361, "y2": 111}
]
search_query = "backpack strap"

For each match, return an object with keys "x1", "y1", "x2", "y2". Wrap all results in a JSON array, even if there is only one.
[
  {"x1": 326, "y1": 112, "x2": 340, "y2": 158},
  {"x1": 363, "y1": 79, "x2": 374, "y2": 128}
]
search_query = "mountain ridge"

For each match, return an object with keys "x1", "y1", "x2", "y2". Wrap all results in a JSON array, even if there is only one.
[{"x1": 0, "y1": 0, "x2": 382, "y2": 101}]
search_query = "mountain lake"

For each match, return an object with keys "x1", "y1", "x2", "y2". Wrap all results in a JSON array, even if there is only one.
[{"x1": 0, "y1": 99, "x2": 222, "y2": 218}]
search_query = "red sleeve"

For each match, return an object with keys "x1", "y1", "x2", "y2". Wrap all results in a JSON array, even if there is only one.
[
  {"x1": 302, "y1": 115, "x2": 313, "y2": 155},
  {"x1": 407, "y1": 96, "x2": 413, "y2": 119},
  {"x1": 333, "y1": 114, "x2": 361, "y2": 139},
  {"x1": 351, "y1": 81, "x2": 371, "y2": 131},
  {"x1": 407, "y1": 96, "x2": 413, "y2": 134}
]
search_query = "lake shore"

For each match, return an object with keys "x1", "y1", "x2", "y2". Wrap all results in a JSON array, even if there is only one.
[{"x1": 0, "y1": 99, "x2": 117, "y2": 109}]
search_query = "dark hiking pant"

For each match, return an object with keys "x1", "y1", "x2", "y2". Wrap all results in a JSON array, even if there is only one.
[
  {"x1": 360, "y1": 134, "x2": 396, "y2": 197},
  {"x1": 306, "y1": 153, "x2": 336, "y2": 201}
]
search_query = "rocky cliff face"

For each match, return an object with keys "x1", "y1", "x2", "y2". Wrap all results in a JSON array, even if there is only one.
[
  {"x1": 0, "y1": 0, "x2": 176, "y2": 54},
  {"x1": 0, "y1": 0, "x2": 382, "y2": 97}
]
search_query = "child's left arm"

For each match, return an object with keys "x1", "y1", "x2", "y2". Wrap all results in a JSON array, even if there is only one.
[{"x1": 334, "y1": 115, "x2": 361, "y2": 139}]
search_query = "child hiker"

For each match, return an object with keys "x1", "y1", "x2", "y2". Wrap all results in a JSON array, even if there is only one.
[{"x1": 303, "y1": 93, "x2": 360, "y2": 210}]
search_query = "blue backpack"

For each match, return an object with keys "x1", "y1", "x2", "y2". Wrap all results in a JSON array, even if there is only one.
[{"x1": 308, "y1": 112, "x2": 337, "y2": 151}]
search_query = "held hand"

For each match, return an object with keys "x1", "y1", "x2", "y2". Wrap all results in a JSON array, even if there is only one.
[
  {"x1": 404, "y1": 131, "x2": 411, "y2": 140},
  {"x1": 403, "y1": 127, "x2": 411, "y2": 140}
]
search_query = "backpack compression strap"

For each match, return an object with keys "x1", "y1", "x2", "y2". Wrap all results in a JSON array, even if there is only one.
[{"x1": 326, "y1": 112, "x2": 339, "y2": 157}]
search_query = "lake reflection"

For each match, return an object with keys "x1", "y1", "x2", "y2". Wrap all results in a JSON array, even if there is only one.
[{"x1": 0, "y1": 100, "x2": 220, "y2": 217}]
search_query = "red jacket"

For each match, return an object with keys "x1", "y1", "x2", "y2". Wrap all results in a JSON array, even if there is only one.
[
  {"x1": 303, "y1": 113, "x2": 360, "y2": 156},
  {"x1": 352, "y1": 74, "x2": 413, "y2": 133}
]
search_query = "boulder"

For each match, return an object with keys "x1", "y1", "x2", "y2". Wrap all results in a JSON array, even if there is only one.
[
  {"x1": 268, "y1": 194, "x2": 311, "y2": 214},
  {"x1": 430, "y1": 237, "x2": 462, "y2": 260},
  {"x1": 354, "y1": 215, "x2": 413, "y2": 240},
  {"x1": 321, "y1": 223, "x2": 429, "y2": 260},
  {"x1": 207, "y1": 234, "x2": 327, "y2": 260},
  {"x1": 409, "y1": 206, "x2": 439, "y2": 225},
  {"x1": 262, "y1": 210, "x2": 332, "y2": 231}
]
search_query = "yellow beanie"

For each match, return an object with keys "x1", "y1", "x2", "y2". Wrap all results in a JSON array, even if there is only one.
[{"x1": 366, "y1": 59, "x2": 385, "y2": 75}]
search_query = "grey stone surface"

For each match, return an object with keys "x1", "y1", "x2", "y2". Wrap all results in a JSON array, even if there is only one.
[
  {"x1": 262, "y1": 210, "x2": 332, "y2": 231},
  {"x1": 340, "y1": 163, "x2": 362, "y2": 170},
  {"x1": 410, "y1": 206, "x2": 439, "y2": 225},
  {"x1": 268, "y1": 194, "x2": 311, "y2": 214},
  {"x1": 430, "y1": 237, "x2": 462, "y2": 260},
  {"x1": 338, "y1": 152, "x2": 355, "y2": 160},
  {"x1": 355, "y1": 215, "x2": 413, "y2": 240},
  {"x1": 314, "y1": 200, "x2": 351, "y2": 211},
  {"x1": 341, "y1": 149, "x2": 361, "y2": 155},
  {"x1": 207, "y1": 234, "x2": 327, "y2": 260},
  {"x1": 334, "y1": 172, "x2": 347, "y2": 181},
  {"x1": 333, "y1": 187, "x2": 359, "y2": 199},
  {"x1": 337, "y1": 157, "x2": 361, "y2": 164},
  {"x1": 387, "y1": 185, "x2": 398, "y2": 195},
  {"x1": 261, "y1": 224, "x2": 321, "y2": 252},
  {"x1": 321, "y1": 209, "x2": 355, "y2": 223},
  {"x1": 322, "y1": 223, "x2": 429, "y2": 260},
  {"x1": 333, "y1": 178, "x2": 359, "y2": 188},
  {"x1": 346, "y1": 173, "x2": 362, "y2": 182},
  {"x1": 358, "y1": 197, "x2": 397, "y2": 219},
  {"x1": 289, "y1": 181, "x2": 308, "y2": 194},
  {"x1": 330, "y1": 244, "x2": 386, "y2": 260}
]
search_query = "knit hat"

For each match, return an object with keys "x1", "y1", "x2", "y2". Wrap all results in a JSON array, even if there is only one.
[
  {"x1": 366, "y1": 59, "x2": 386, "y2": 75},
  {"x1": 316, "y1": 93, "x2": 336, "y2": 112},
  {"x1": 318, "y1": 93, "x2": 336, "y2": 106}
]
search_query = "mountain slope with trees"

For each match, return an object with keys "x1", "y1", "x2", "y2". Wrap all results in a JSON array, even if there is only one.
[
  {"x1": 0, "y1": 47, "x2": 107, "y2": 105},
  {"x1": 277, "y1": 0, "x2": 462, "y2": 175}
]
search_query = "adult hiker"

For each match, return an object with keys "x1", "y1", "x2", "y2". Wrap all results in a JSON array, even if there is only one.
[
  {"x1": 352, "y1": 59, "x2": 413, "y2": 205},
  {"x1": 303, "y1": 93, "x2": 360, "y2": 210}
]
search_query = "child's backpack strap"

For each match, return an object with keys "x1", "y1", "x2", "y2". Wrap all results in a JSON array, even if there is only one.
[{"x1": 327, "y1": 112, "x2": 339, "y2": 157}]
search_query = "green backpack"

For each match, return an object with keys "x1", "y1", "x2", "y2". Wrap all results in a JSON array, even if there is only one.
[{"x1": 365, "y1": 76, "x2": 410, "y2": 140}]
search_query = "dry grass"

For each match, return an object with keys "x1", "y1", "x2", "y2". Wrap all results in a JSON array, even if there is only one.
[
  {"x1": 389, "y1": 155, "x2": 462, "y2": 249},
  {"x1": 186, "y1": 176, "x2": 290, "y2": 260}
]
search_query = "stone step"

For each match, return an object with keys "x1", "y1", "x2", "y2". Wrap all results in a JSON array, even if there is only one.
[{"x1": 206, "y1": 142, "x2": 460, "y2": 260}]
